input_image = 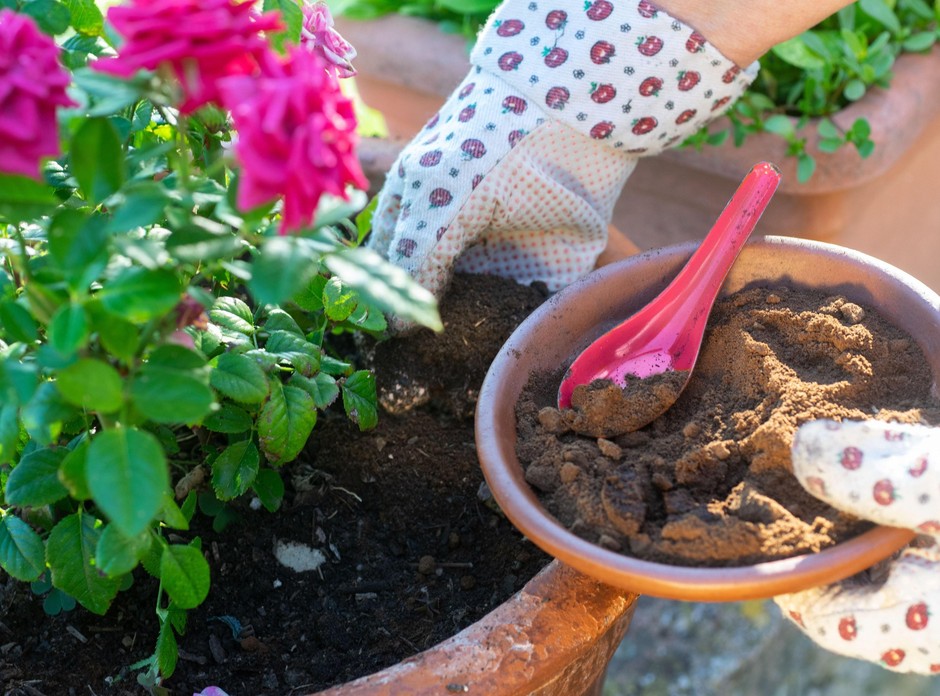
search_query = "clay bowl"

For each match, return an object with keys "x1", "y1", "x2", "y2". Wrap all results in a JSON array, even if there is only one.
[{"x1": 475, "y1": 236, "x2": 938, "y2": 602}]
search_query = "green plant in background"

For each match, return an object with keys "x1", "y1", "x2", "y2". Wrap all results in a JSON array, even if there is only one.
[
  {"x1": 719, "y1": 0, "x2": 939, "y2": 181},
  {"x1": 331, "y1": 0, "x2": 496, "y2": 39},
  {"x1": 333, "y1": 0, "x2": 939, "y2": 181},
  {"x1": 0, "y1": 0, "x2": 440, "y2": 689}
]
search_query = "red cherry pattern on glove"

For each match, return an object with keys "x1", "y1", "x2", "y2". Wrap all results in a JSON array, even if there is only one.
[
  {"x1": 787, "y1": 420, "x2": 940, "y2": 673},
  {"x1": 485, "y1": 1, "x2": 745, "y2": 146}
]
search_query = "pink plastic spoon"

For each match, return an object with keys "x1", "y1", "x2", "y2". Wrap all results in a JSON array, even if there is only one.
[{"x1": 557, "y1": 161, "x2": 782, "y2": 419}]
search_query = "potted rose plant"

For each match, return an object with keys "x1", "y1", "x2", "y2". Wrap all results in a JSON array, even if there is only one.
[{"x1": 0, "y1": 1, "x2": 635, "y2": 693}]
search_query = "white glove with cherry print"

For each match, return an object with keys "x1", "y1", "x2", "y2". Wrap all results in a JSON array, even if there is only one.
[
  {"x1": 775, "y1": 419, "x2": 940, "y2": 675},
  {"x1": 367, "y1": 0, "x2": 758, "y2": 302}
]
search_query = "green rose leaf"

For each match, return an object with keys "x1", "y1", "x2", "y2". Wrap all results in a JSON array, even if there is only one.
[
  {"x1": 322, "y1": 276, "x2": 357, "y2": 322},
  {"x1": 155, "y1": 615, "x2": 179, "y2": 678},
  {"x1": 104, "y1": 183, "x2": 169, "y2": 235},
  {"x1": 48, "y1": 304, "x2": 90, "y2": 356},
  {"x1": 258, "y1": 381, "x2": 316, "y2": 465},
  {"x1": 202, "y1": 402, "x2": 253, "y2": 434},
  {"x1": 95, "y1": 523, "x2": 151, "y2": 577},
  {"x1": 55, "y1": 358, "x2": 125, "y2": 413},
  {"x1": 347, "y1": 303, "x2": 387, "y2": 334},
  {"x1": 131, "y1": 362, "x2": 215, "y2": 424},
  {"x1": 324, "y1": 247, "x2": 442, "y2": 332},
  {"x1": 46, "y1": 513, "x2": 121, "y2": 615},
  {"x1": 160, "y1": 543, "x2": 210, "y2": 609},
  {"x1": 0, "y1": 173, "x2": 58, "y2": 224},
  {"x1": 4, "y1": 447, "x2": 69, "y2": 507},
  {"x1": 211, "y1": 440, "x2": 260, "y2": 501},
  {"x1": 86, "y1": 301, "x2": 138, "y2": 364},
  {"x1": 61, "y1": 0, "x2": 104, "y2": 36},
  {"x1": 22, "y1": 0, "x2": 72, "y2": 36},
  {"x1": 263, "y1": 308, "x2": 303, "y2": 336},
  {"x1": 251, "y1": 469, "x2": 284, "y2": 513},
  {"x1": 0, "y1": 514, "x2": 46, "y2": 581},
  {"x1": 0, "y1": 403, "x2": 21, "y2": 465},
  {"x1": 140, "y1": 535, "x2": 163, "y2": 579},
  {"x1": 290, "y1": 372, "x2": 339, "y2": 410},
  {"x1": 248, "y1": 236, "x2": 320, "y2": 306},
  {"x1": 264, "y1": 330, "x2": 320, "y2": 376},
  {"x1": 72, "y1": 68, "x2": 141, "y2": 115},
  {"x1": 209, "y1": 297, "x2": 255, "y2": 335},
  {"x1": 98, "y1": 267, "x2": 181, "y2": 323},
  {"x1": 71, "y1": 117, "x2": 125, "y2": 205},
  {"x1": 263, "y1": 0, "x2": 303, "y2": 51},
  {"x1": 158, "y1": 491, "x2": 190, "y2": 531},
  {"x1": 22, "y1": 382, "x2": 73, "y2": 446},
  {"x1": 341, "y1": 370, "x2": 378, "y2": 431},
  {"x1": 210, "y1": 353, "x2": 269, "y2": 404},
  {"x1": 0, "y1": 300, "x2": 38, "y2": 344},
  {"x1": 87, "y1": 428, "x2": 169, "y2": 538},
  {"x1": 59, "y1": 440, "x2": 91, "y2": 500}
]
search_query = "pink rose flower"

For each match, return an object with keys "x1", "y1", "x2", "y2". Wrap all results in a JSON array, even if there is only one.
[
  {"x1": 300, "y1": 0, "x2": 357, "y2": 78},
  {"x1": 0, "y1": 10, "x2": 75, "y2": 180},
  {"x1": 221, "y1": 47, "x2": 367, "y2": 235},
  {"x1": 93, "y1": 0, "x2": 283, "y2": 114}
]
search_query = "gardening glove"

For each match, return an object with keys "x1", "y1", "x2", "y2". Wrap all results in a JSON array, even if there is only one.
[
  {"x1": 775, "y1": 419, "x2": 940, "y2": 675},
  {"x1": 367, "y1": 0, "x2": 758, "y2": 303}
]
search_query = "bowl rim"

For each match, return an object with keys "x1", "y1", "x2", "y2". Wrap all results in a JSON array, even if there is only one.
[{"x1": 476, "y1": 236, "x2": 924, "y2": 602}]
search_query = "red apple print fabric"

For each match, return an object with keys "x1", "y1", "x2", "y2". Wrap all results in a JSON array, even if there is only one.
[
  {"x1": 368, "y1": 0, "x2": 758, "y2": 308},
  {"x1": 774, "y1": 419, "x2": 940, "y2": 674}
]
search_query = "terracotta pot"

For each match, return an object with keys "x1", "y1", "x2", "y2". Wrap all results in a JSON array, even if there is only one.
[
  {"x1": 339, "y1": 15, "x2": 940, "y2": 291},
  {"x1": 475, "y1": 236, "x2": 937, "y2": 602},
  {"x1": 311, "y1": 562, "x2": 637, "y2": 695}
]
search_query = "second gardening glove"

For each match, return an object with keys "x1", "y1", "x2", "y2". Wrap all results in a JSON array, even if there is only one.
[
  {"x1": 367, "y1": 0, "x2": 758, "y2": 301},
  {"x1": 775, "y1": 419, "x2": 940, "y2": 674}
]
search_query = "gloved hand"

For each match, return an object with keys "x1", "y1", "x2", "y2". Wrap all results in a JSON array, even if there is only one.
[
  {"x1": 367, "y1": 0, "x2": 757, "y2": 301},
  {"x1": 775, "y1": 419, "x2": 940, "y2": 674}
]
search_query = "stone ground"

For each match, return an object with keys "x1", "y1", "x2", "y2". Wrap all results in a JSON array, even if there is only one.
[{"x1": 603, "y1": 598, "x2": 938, "y2": 695}]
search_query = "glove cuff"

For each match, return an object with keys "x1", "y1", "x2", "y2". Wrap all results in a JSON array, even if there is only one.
[{"x1": 471, "y1": 0, "x2": 758, "y2": 155}]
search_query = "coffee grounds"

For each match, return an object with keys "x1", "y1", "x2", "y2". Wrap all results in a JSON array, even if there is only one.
[{"x1": 516, "y1": 286, "x2": 940, "y2": 567}]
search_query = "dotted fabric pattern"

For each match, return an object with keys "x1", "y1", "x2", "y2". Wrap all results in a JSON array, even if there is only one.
[
  {"x1": 774, "y1": 419, "x2": 940, "y2": 675},
  {"x1": 367, "y1": 0, "x2": 758, "y2": 300}
]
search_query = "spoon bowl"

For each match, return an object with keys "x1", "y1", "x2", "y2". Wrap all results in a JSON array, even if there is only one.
[{"x1": 557, "y1": 162, "x2": 783, "y2": 425}]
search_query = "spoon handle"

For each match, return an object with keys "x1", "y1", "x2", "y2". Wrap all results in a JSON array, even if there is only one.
[{"x1": 663, "y1": 161, "x2": 782, "y2": 323}]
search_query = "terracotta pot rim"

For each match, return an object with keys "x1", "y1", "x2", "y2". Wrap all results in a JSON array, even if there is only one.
[{"x1": 476, "y1": 236, "x2": 932, "y2": 602}]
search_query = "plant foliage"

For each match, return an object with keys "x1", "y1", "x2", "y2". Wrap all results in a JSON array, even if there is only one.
[{"x1": 0, "y1": 0, "x2": 440, "y2": 687}]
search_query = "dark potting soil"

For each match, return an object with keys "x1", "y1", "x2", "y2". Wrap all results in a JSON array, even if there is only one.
[
  {"x1": 0, "y1": 274, "x2": 551, "y2": 696},
  {"x1": 517, "y1": 286, "x2": 940, "y2": 567}
]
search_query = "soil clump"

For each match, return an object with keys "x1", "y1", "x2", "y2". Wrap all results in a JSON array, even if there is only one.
[
  {"x1": 563, "y1": 370, "x2": 690, "y2": 437},
  {"x1": 517, "y1": 286, "x2": 940, "y2": 567},
  {"x1": 0, "y1": 274, "x2": 551, "y2": 695}
]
